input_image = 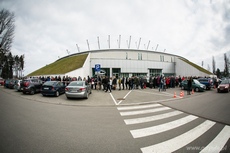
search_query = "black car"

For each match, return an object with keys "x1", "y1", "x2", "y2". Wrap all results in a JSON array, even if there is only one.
[
  {"x1": 41, "y1": 81, "x2": 65, "y2": 97},
  {"x1": 197, "y1": 78, "x2": 213, "y2": 90},
  {"x1": 21, "y1": 78, "x2": 43, "y2": 95}
]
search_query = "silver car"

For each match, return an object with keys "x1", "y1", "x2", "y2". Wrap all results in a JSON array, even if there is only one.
[
  {"x1": 14, "y1": 80, "x2": 22, "y2": 91},
  {"x1": 65, "y1": 81, "x2": 92, "y2": 99}
]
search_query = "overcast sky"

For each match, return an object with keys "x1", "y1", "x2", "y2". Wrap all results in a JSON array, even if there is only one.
[{"x1": 1, "y1": 0, "x2": 230, "y2": 76}]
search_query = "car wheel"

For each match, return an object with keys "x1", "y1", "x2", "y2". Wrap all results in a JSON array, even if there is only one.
[
  {"x1": 195, "y1": 87, "x2": 199, "y2": 92},
  {"x1": 55, "y1": 91, "x2": 60, "y2": 97},
  {"x1": 30, "y1": 88, "x2": 35, "y2": 95},
  {"x1": 85, "y1": 92, "x2": 89, "y2": 99}
]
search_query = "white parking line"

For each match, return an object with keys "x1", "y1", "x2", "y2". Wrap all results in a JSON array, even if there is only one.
[
  {"x1": 131, "y1": 115, "x2": 198, "y2": 138},
  {"x1": 141, "y1": 120, "x2": 215, "y2": 153},
  {"x1": 109, "y1": 93, "x2": 118, "y2": 105},
  {"x1": 124, "y1": 110, "x2": 183, "y2": 125},
  {"x1": 120, "y1": 107, "x2": 171, "y2": 116},
  {"x1": 117, "y1": 90, "x2": 132, "y2": 105},
  {"x1": 200, "y1": 125, "x2": 230, "y2": 153}
]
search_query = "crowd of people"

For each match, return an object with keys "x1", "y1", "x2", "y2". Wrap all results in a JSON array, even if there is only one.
[{"x1": 34, "y1": 74, "x2": 219, "y2": 93}]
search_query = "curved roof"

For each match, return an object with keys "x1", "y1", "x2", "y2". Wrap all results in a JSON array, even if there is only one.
[{"x1": 27, "y1": 49, "x2": 212, "y2": 76}]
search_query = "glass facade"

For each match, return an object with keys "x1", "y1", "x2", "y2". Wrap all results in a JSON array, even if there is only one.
[
  {"x1": 149, "y1": 69, "x2": 162, "y2": 77},
  {"x1": 132, "y1": 73, "x2": 147, "y2": 77},
  {"x1": 112, "y1": 68, "x2": 121, "y2": 78}
]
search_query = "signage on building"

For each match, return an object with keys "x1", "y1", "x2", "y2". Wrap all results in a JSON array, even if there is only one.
[{"x1": 95, "y1": 64, "x2": 101, "y2": 72}]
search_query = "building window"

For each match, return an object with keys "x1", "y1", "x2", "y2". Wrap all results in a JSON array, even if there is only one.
[
  {"x1": 160, "y1": 55, "x2": 164, "y2": 62},
  {"x1": 138, "y1": 53, "x2": 142, "y2": 60},
  {"x1": 149, "y1": 69, "x2": 162, "y2": 77}
]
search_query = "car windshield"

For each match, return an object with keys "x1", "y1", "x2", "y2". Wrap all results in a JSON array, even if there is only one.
[
  {"x1": 221, "y1": 80, "x2": 229, "y2": 84},
  {"x1": 193, "y1": 79, "x2": 200, "y2": 84},
  {"x1": 44, "y1": 81, "x2": 57, "y2": 86},
  {"x1": 69, "y1": 81, "x2": 84, "y2": 86}
]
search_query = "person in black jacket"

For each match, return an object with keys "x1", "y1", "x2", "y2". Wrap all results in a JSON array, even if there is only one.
[{"x1": 187, "y1": 77, "x2": 192, "y2": 95}]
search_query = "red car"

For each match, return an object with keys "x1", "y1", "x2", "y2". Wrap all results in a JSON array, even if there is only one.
[
  {"x1": 217, "y1": 79, "x2": 230, "y2": 93},
  {"x1": 0, "y1": 78, "x2": 4, "y2": 86}
]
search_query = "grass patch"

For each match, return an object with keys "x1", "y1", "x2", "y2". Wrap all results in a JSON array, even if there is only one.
[
  {"x1": 28, "y1": 53, "x2": 88, "y2": 76},
  {"x1": 179, "y1": 57, "x2": 213, "y2": 75}
]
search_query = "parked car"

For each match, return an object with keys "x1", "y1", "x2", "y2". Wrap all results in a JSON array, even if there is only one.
[
  {"x1": 14, "y1": 80, "x2": 22, "y2": 91},
  {"x1": 65, "y1": 81, "x2": 92, "y2": 99},
  {"x1": 197, "y1": 78, "x2": 213, "y2": 90},
  {"x1": 41, "y1": 81, "x2": 65, "y2": 97},
  {"x1": 181, "y1": 79, "x2": 206, "y2": 92},
  {"x1": 0, "y1": 78, "x2": 4, "y2": 86},
  {"x1": 21, "y1": 78, "x2": 43, "y2": 95},
  {"x1": 217, "y1": 79, "x2": 230, "y2": 93},
  {"x1": 4, "y1": 79, "x2": 15, "y2": 89}
]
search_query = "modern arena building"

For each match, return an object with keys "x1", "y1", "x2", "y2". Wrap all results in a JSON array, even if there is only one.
[{"x1": 28, "y1": 49, "x2": 213, "y2": 79}]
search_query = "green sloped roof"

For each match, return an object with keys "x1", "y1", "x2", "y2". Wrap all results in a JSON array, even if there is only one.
[
  {"x1": 28, "y1": 53, "x2": 88, "y2": 76},
  {"x1": 179, "y1": 57, "x2": 213, "y2": 75}
]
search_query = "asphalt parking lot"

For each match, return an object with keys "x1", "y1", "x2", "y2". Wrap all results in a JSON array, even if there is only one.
[{"x1": 0, "y1": 86, "x2": 203, "y2": 106}]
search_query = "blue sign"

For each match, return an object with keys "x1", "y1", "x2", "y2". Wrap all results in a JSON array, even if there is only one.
[{"x1": 95, "y1": 64, "x2": 101, "y2": 72}]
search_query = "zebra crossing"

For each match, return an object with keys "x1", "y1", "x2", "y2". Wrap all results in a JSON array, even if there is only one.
[{"x1": 117, "y1": 103, "x2": 230, "y2": 153}]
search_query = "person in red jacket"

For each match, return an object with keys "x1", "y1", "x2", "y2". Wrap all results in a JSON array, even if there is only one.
[{"x1": 166, "y1": 77, "x2": 170, "y2": 89}]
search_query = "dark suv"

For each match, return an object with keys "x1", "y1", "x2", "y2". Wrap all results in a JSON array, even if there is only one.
[
  {"x1": 21, "y1": 78, "x2": 43, "y2": 95},
  {"x1": 197, "y1": 78, "x2": 213, "y2": 90}
]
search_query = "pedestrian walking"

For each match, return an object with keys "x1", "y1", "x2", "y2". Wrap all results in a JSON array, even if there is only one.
[{"x1": 105, "y1": 77, "x2": 112, "y2": 93}]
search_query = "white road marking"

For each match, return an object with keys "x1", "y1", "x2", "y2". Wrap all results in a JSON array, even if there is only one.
[
  {"x1": 117, "y1": 90, "x2": 132, "y2": 105},
  {"x1": 120, "y1": 107, "x2": 171, "y2": 116},
  {"x1": 131, "y1": 115, "x2": 198, "y2": 138},
  {"x1": 119, "y1": 97, "x2": 180, "y2": 106},
  {"x1": 117, "y1": 103, "x2": 162, "y2": 111},
  {"x1": 200, "y1": 125, "x2": 230, "y2": 153},
  {"x1": 109, "y1": 93, "x2": 118, "y2": 105},
  {"x1": 124, "y1": 110, "x2": 183, "y2": 125},
  {"x1": 141, "y1": 120, "x2": 216, "y2": 153}
]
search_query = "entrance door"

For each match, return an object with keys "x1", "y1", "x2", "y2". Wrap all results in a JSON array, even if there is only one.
[{"x1": 112, "y1": 68, "x2": 121, "y2": 78}]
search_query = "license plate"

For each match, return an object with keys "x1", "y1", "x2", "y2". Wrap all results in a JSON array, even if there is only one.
[
  {"x1": 44, "y1": 87, "x2": 49, "y2": 90},
  {"x1": 70, "y1": 88, "x2": 78, "y2": 92}
]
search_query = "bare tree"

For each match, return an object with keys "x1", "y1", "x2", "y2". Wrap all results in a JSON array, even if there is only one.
[
  {"x1": 212, "y1": 56, "x2": 216, "y2": 74},
  {"x1": 0, "y1": 9, "x2": 15, "y2": 53},
  {"x1": 14, "y1": 55, "x2": 19, "y2": 78},
  {"x1": 19, "y1": 54, "x2": 25, "y2": 78},
  {"x1": 0, "y1": 9, "x2": 15, "y2": 78},
  {"x1": 224, "y1": 53, "x2": 229, "y2": 77}
]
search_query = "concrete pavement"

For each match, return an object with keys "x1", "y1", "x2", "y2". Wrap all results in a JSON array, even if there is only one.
[{"x1": 0, "y1": 85, "x2": 202, "y2": 106}]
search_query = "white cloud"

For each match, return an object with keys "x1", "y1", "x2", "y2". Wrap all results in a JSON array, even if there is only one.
[{"x1": 1, "y1": 0, "x2": 230, "y2": 75}]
